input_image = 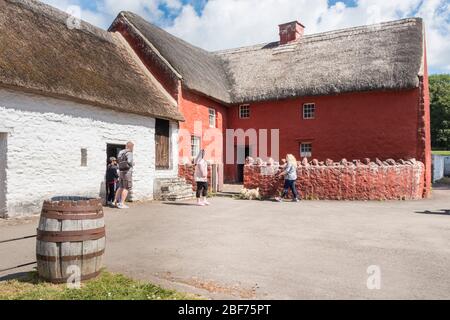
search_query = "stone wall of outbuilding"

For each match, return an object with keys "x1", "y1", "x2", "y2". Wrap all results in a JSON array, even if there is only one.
[{"x1": 0, "y1": 88, "x2": 179, "y2": 218}]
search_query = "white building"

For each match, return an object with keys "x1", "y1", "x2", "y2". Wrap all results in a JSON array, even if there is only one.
[{"x1": 0, "y1": 0, "x2": 185, "y2": 218}]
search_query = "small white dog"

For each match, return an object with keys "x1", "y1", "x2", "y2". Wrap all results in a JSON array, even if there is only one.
[{"x1": 239, "y1": 188, "x2": 261, "y2": 200}]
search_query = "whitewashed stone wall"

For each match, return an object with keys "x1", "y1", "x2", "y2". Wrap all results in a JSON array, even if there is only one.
[
  {"x1": 0, "y1": 132, "x2": 7, "y2": 218},
  {"x1": 432, "y1": 154, "x2": 450, "y2": 182},
  {"x1": 0, "y1": 88, "x2": 179, "y2": 218}
]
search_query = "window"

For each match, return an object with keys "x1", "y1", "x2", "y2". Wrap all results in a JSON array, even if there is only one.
[
  {"x1": 209, "y1": 108, "x2": 216, "y2": 128},
  {"x1": 81, "y1": 148, "x2": 88, "y2": 167},
  {"x1": 191, "y1": 136, "x2": 201, "y2": 158},
  {"x1": 300, "y1": 143, "x2": 312, "y2": 158},
  {"x1": 239, "y1": 105, "x2": 250, "y2": 119},
  {"x1": 303, "y1": 103, "x2": 316, "y2": 119}
]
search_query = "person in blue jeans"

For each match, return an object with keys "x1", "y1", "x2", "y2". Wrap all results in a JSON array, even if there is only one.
[{"x1": 275, "y1": 154, "x2": 300, "y2": 202}]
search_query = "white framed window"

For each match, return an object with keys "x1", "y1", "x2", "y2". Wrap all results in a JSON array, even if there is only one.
[
  {"x1": 239, "y1": 105, "x2": 250, "y2": 119},
  {"x1": 303, "y1": 103, "x2": 316, "y2": 119},
  {"x1": 300, "y1": 143, "x2": 312, "y2": 158},
  {"x1": 209, "y1": 108, "x2": 216, "y2": 128},
  {"x1": 191, "y1": 136, "x2": 201, "y2": 158}
]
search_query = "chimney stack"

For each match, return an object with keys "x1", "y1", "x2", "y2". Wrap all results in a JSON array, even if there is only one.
[{"x1": 279, "y1": 21, "x2": 305, "y2": 45}]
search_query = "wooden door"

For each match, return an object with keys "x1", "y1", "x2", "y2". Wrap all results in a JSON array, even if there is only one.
[{"x1": 155, "y1": 119, "x2": 170, "y2": 170}]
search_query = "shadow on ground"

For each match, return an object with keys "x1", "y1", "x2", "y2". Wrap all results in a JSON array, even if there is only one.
[
  {"x1": 162, "y1": 202, "x2": 198, "y2": 206},
  {"x1": 0, "y1": 271, "x2": 37, "y2": 283},
  {"x1": 415, "y1": 209, "x2": 450, "y2": 216}
]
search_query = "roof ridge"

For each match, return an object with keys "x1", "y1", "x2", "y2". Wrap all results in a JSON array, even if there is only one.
[
  {"x1": 119, "y1": 11, "x2": 213, "y2": 55},
  {"x1": 215, "y1": 17, "x2": 423, "y2": 55}
]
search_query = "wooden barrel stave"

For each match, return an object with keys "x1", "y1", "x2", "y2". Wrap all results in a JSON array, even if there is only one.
[{"x1": 36, "y1": 198, "x2": 105, "y2": 283}]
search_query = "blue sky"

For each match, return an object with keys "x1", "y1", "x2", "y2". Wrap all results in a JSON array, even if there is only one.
[{"x1": 43, "y1": 0, "x2": 450, "y2": 74}]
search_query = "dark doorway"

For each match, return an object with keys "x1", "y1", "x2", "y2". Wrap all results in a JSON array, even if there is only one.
[
  {"x1": 155, "y1": 119, "x2": 170, "y2": 170},
  {"x1": 105, "y1": 144, "x2": 126, "y2": 204},
  {"x1": 237, "y1": 145, "x2": 250, "y2": 183},
  {"x1": 107, "y1": 144, "x2": 126, "y2": 164}
]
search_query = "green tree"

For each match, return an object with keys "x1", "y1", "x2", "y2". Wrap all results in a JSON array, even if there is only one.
[{"x1": 430, "y1": 74, "x2": 450, "y2": 150}]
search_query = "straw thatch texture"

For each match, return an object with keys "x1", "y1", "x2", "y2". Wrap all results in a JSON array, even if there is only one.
[
  {"x1": 218, "y1": 18, "x2": 424, "y2": 103},
  {"x1": 0, "y1": 0, "x2": 184, "y2": 121},
  {"x1": 118, "y1": 12, "x2": 232, "y2": 103},
  {"x1": 114, "y1": 14, "x2": 424, "y2": 105}
]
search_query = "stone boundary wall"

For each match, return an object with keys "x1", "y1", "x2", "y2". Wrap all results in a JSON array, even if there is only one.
[
  {"x1": 244, "y1": 158, "x2": 425, "y2": 200},
  {"x1": 178, "y1": 164, "x2": 213, "y2": 191}
]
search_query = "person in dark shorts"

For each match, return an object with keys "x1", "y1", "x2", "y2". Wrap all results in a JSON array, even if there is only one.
[
  {"x1": 114, "y1": 141, "x2": 135, "y2": 209},
  {"x1": 194, "y1": 149, "x2": 210, "y2": 206},
  {"x1": 105, "y1": 157, "x2": 119, "y2": 206}
]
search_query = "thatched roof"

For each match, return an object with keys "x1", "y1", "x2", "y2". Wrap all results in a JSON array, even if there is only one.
[
  {"x1": 0, "y1": 0, "x2": 184, "y2": 121},
  {"x1": 113, "y1": 14, "x2": 424, "y2": 104},
  {"x1": 113, "y1": 12, "x2": 232, "y2": 103},
  {"x1": 218, "y1": 18, "x2": 425, "y2": 104}
]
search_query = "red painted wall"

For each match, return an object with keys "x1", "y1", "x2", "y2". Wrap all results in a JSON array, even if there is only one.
[
  {"x1": 178, "y1": 88, "x2": 228, "y2": 165},
  {"x1": 226, "y1": 90, "x2": 427, "y2": 185}
]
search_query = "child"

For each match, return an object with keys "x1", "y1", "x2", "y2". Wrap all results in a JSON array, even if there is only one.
[{"x1": 105, "y1": 157, "x2": 119, "y2": 206}]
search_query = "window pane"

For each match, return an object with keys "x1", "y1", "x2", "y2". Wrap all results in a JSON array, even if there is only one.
[
  {"x1": 300, "y1": 143, "x2": 312, "y2": 158},
  {"x1": 239, "y1": 105, "x2": 250, "y2": 119},
  {"x1": 209, "y1": 108, "x2": 216, "y2": 127},
  {"x1": 303, "y1": 103, "x2": 315, "y2": 119},
  {"x1": 191, "y1": 136, "x2": 201, "y2": 158}
]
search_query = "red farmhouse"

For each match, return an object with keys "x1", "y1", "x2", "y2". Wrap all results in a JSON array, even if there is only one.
[{"x1": 110, "y1": 15, "x2": 431, "y2": 197}]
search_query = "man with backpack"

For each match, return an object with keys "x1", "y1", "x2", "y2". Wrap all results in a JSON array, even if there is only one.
[{"x1": 114, "y1": 141, "x2": 135, "y2": 209}]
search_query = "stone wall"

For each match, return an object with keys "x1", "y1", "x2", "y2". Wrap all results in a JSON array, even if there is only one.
[
  {"x1": 244, "y1": 158, "x2": 425, "y2": 200},
  {"x1": 179, "y1": 164, "x2": 213, "y2": 191},
  {"x1": 0, "y1": 88, "x2": 179, "y2": 217}
]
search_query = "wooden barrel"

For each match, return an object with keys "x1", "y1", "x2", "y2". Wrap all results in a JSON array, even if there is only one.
[{"x1": 36, "y1": 197, "x2": 106, "y2": 283}]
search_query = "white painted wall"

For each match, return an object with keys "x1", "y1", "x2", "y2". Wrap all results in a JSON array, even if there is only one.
[
  {"x1": 432, "y1": 154, "x2": 450, "y2": 182},
  {"x1": 0, "y1": 133, "x2": 7, "y2": 218},
  {"x1": 0, "y1": 88, "x2": 179, "y2": 217}
]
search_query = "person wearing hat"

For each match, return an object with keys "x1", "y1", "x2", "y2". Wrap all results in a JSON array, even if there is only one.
[{"x1": 105, "y1": 156, "x2": 119, "y2": 206}]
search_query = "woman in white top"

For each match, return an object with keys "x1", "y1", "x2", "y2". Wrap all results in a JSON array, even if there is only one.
[
  {"x1": 276, "y1": 154, "x2": 300, "y2": 202},
  {"x1": 194, "y1": 150, "x2": 210, "y2": 206}
]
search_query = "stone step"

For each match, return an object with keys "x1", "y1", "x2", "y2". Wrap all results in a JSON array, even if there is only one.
[
  {"x1": 161, "y1": 190, "x2": 195, "y2": 197},
  {"x1": 163, "y1": 196, "x2": 195, "y2": 202},
  {"x1": 161, "y1": 192, "x2": 196, "y2": 201},
  {"x1": 158, "y1": 178, "x2": 187, "y2": 184},
  {"x1": 161, "y1": 184, "x2": 194, "y2": 193},
  {"x1": 215, "y1": 191, "x2": 239, "y2": 198},
  {"x1": 157, "y1": 176, "x2": 195, "y2": 202}
]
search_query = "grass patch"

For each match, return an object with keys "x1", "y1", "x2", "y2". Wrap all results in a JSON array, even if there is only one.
[
  {"x1": 433, "y1": 150, "x2": 450, "y2": 156},
  {"x1": 0, "y1": 271, "x2": 199, "y2": 300}
]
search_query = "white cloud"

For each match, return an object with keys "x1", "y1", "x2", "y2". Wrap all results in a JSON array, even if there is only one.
[
  {"x1": 39, "y1": 0, "x2": 450, "y2": 72},
  {"x1": 166, "y1": 0, "x2": 450, "y2": 72}
]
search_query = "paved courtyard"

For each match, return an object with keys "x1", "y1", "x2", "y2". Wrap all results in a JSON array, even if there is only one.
[{"x1": 1, "y1": 189, "x2": 450, "y2": 299}]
